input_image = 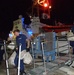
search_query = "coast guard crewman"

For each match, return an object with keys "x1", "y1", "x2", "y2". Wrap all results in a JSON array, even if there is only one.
[{"x1": 13, "y1": 29, "x2": 30, "y2": 75}]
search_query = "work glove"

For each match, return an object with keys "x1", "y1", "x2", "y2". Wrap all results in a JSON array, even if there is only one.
[
  {"x1": 6, "y1": 40, "x2": 11, "y2": 44},
  {"x1": 26, "y1": 48, "x2": 30, "y2": 52}
]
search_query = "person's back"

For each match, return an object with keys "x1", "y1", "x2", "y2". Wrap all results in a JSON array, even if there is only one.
[{"x1": 16, "y1": 34, "x2": 27, "y2": 51}]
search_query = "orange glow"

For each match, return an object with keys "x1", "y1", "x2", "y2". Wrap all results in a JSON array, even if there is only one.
[
  {"x1": 49, "y1": 6, "x2": 52, "y2": 9},
  {"x1": 44, "y1": 3, "x2": 48, "y2": 7}
]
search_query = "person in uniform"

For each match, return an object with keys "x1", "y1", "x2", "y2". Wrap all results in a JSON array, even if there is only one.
[{"x1": 13, "y1": 29, "x2": 30, "y2": 75}]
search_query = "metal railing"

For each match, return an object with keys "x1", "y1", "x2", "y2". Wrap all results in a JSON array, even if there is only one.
[
  {"x1": 30, "y1": 35, "x2": 74, "y2": 75},
  {"x1": 0, "y1": 40, "x2": 22, "y2": 75}
]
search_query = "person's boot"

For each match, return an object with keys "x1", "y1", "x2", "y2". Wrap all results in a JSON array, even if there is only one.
[{"x1": 20, "y1": 71, "x2": 26, "y2": 75}]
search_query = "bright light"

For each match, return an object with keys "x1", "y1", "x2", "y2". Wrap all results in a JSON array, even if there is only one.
[
  {"x1": 44, "y1": 3, "x2": 48, "y2": 7},
  {"x1": 28, "y1": 31, "x2": 33, "y2": 35},
  {"x1": 9, "y1": 34, "x2": 13, "y2": 38},
  {"x1": 49, "y1": 6, "x2": 52, "y2": 9}
]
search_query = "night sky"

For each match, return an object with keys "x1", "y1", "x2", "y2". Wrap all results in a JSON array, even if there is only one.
[{"x1": 0, "y1": 0, "x2": 74, "y2": 39}]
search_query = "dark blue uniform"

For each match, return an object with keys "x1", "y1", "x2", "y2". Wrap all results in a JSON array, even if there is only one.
[
  {"x1": 70, "y1": 41, "x2": 74, "y2": 54},
  {"x1": 16, "y1": 34, "x2": 27, "y2": 52},
  {"x1": 14, "y1": 34, "x2": 27, "y2": 73}
]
